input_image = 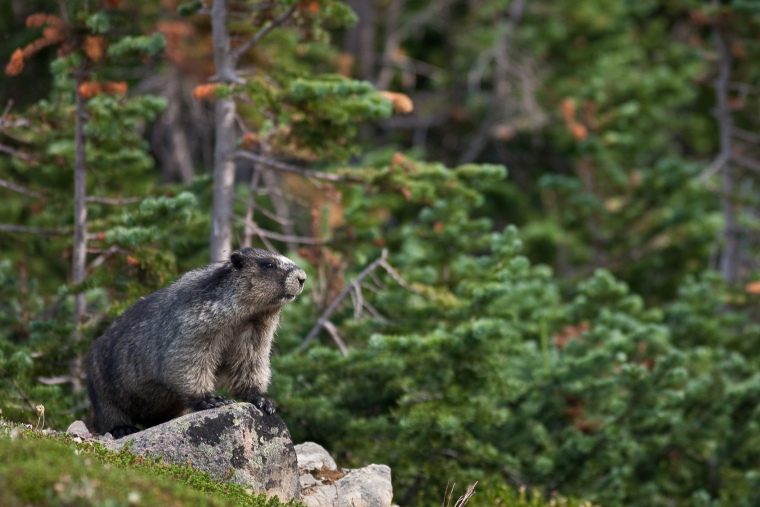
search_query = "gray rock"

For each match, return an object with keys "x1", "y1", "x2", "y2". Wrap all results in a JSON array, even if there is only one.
[
  {"x1": 300, "y1": 473, "x2": 320, "y2": 488},
  {"x1": 104, "y1": 403, "x2": 299, "y2": 502},
  {"x1": 301, "y1": 464, "x2": 393, "y2": 507},
  {"x1": 295, "y1": 441, "x2": 338, "y2": 471},
  {"x1": 294, "y1": 443, "x2": 393, "y2": 507},
  {"x1": 66, "y1": 420, "x2": 91, "y2": 438}
]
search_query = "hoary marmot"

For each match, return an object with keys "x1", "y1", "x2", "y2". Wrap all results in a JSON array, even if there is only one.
[{"x1": 86, "y1": 248, "x2": 306, "y2": 438}]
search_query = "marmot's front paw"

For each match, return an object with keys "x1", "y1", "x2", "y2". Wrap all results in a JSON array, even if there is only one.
[
  {"x1": 110, "y1": 425, "x2": 140, "y2": 439},
  {"x1": 249, "y1": 395, "x2": 277, "y2": 414},
  {"x1": 193, "y1": 396, "x2": 236, "y2": 410}
]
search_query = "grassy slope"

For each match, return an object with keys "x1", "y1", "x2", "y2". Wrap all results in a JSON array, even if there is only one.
[{"x1": 0, "y1": 420, "x2": 301, "y2": 507}]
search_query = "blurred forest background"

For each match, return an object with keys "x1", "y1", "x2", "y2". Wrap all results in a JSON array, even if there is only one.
[{"x1": 2, "y1": 0, "x2": 760, "y2": 505}]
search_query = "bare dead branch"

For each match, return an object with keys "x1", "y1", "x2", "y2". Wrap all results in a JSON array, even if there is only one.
[
  {"x1": 360, "y1": 297, "x2": 390, "y2": 324},
  {"x1": 231, "y1": 4, "x2": 298, "y2": 64},
  {"x1": 11, "y1": 377, "x2": 38, "y2": 412},
  {"x1": 236, "y1": 150, "x2": 363, "y2": 182},
  {"x1": 0, "y1": 143, "x2": 36, "y2": 163},
  {"x1": 87, "y1": 245, "x2": 127, "y2": 271},
  {"x1": 0, "y1": 178, "x2": 45, "y2": 199},
  {"x1": 0, "y1": 224, "x2": 68, "y2": 236},
  {"x1": 380, "y1": 259, "x2": 421, "y2": 293},
  {"x1": 698, "y1": 153, "x2": 729, "y2": 182},
  {"x1": 236, "y1": 198, "x2": 294, "y2": 225},
  {"x1": 733, "y1": 154, "x2": 760, "y2": 174},
  {"x1": 734, "y1": 128, "x2": 760, "y2": 145},
  {"x1": 233, "y1": 214, "x2": 325, "y2": 245},
  {"x1": 352, "y1": 281, "x2": 363, "y2": 320},
  {"x1": 299, "y1": 249, "x2": 389, "y2": 352},
  {"x1": 0, "y1": 100, "x2": 13, "y2": 125},
  {"x1": 85, "y1": 196, "x2": 143, "y2": 205},
  {"x1": 323, "y1": 320, "x2": 349, "y2": 357},
  {"x1": 36, "y1": 375, "x2": 77, "y2": 386}
]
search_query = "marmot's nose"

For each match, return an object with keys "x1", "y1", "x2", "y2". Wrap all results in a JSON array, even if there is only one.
[{"x1": 296, "y1": 270, "x2": 306, "y2": 287}]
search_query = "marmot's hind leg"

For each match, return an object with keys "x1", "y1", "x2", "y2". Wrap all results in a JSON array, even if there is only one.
[
  {"x1": 89, "y1": 388, "x2": 137, "y2": 437},
  {"x1": 111, "y1": 425, "x2": 140, "y2": 439}
]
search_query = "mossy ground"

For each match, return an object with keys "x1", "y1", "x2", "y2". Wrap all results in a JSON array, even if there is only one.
[{"x1": 0, "y1": 418, "x2": 302, "y2": 507}]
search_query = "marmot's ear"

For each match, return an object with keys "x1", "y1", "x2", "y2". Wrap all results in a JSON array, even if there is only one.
[{"x1": 230, "y1": 251, "x2": 246, "y2": 269}]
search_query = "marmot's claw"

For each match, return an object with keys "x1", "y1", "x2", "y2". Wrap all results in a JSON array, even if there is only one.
[
  {"x1": 194, "y1": 396, "x2": 236, "y2": 410},
  {"x1": 250, "y1": 396, "x2": 277, "y2": 414},
  {"x1": 110, "y1": 425, "x2": 140, "y2": 439}
]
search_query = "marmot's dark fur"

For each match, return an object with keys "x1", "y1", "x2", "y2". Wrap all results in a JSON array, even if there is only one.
[{"x1": 86, "y1": 248, "x2": 306, "y2": 438}]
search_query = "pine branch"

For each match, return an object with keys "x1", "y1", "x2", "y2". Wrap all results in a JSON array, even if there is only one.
[{"x1": 0, "y1": 178, "x2": 45, "y2": 199}]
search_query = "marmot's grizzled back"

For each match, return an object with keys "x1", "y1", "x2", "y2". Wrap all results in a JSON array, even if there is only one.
[{"x1": 86, "y1": 248, "x2": 306, "y2": 438}]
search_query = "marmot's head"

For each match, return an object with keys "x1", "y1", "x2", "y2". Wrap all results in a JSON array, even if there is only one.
[{"x1": 230, "y1": 248, "x2": 307, "y2": 310}]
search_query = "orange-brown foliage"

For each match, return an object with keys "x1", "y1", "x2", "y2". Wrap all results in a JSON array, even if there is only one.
[
  {"x1": 298, "y1": 0, "x2": 320, "y2": 13},
  {"x1": 78, "y1": 81, "x2": 128, "y2": 99},
  {"x1": 561, "y1": 97, "x2": 576, "y2": 124},
  {"x1": 560, "y1": 97, "x2": 589, "y2": 141},
  {"x1": 26, "y1": 13, "x2": 63, "y2": 28},
  {"x1": 6, "y1": 13, "x2": 65, "y2": 76},
  {"x1": 5, "y1": 49, "x2": 24, "y2": 76},
  {"x1": 570, "y1": 123, "x2": 588, "y2": 141},
  {"x1": 379, "y1": 91, "x2": 414, "y2": 114},
  {"x1": 102, "y1": 81, "x2": 128, "y2": 95},
  {"x1": 84, "y1": 36, "x2": 108, "y2": 62},
  {"x1": 79, "y1": 82, "x2": 103, "y2": 99},
  {"x1": 193, "y1": 83, "x2": 218, "y2": 101},
  {"x1": 242, "y1": 132, "x2": 259, "y2": 150}
]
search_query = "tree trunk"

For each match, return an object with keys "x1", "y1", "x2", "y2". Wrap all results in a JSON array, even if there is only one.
[
  {"x1": 167, "y1": 69, "x2": 195, "y2": 184},
  {"x1": 713, "y1": 25, "x2": 739, "y2": 283},
  {"x1": 72, "y1": 71, "x2": 87, "y2": 324},
  {"x1": 209, "y1": 0, "x2": 238, "y2": 261},
  {"x1": 344, "y1": 0, "x2": 377, "y2": 79}
]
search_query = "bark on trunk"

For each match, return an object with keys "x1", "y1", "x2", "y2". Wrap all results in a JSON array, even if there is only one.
[
  {"x1": 209, "y1": 0, "x2": 238, "y2": 262},
  {"x1": 713, "y1": 25, "x2": 739, "y2": 283},
  {"x1": 72, "y1": 71, "x2": 88, "y2": 324},
  {"x1": 167, "y1": 69, "x2": 195, "y2": 184}
]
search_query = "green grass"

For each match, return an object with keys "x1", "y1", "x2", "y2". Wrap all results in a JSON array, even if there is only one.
[{"x1": 0, "y1": 419, "x2": 302, "y2": 507}]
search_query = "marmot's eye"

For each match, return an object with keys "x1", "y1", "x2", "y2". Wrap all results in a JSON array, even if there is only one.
[{"x1": 259, "y1": 262, "x2": 275, "y2": 269}]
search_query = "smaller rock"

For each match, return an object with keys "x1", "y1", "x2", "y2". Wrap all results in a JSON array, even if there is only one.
[
  {"x1": 66, "y1": 420, "x2": 91, "y2": 438},
  {"x1": 300, "y1": 473, "x2": 320, "y2": 488},
  {"x1": 295, "y1": 442, "x2": 393, "y2": 507},
  {"x1": 295, "y1": 442, "x2": 337, "y2": 471}
]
